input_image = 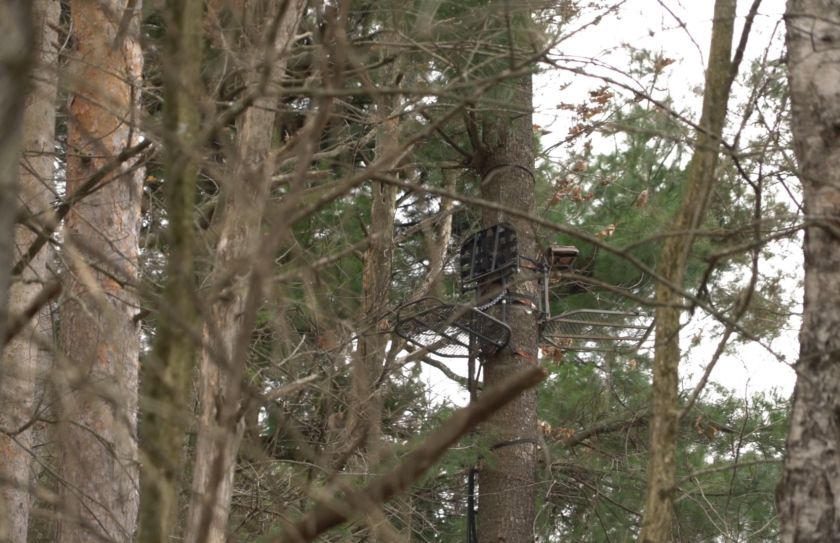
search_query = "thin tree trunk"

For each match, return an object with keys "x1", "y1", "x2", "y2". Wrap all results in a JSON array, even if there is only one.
[
  {"x1": 350, "y1": 92, "x2": 402, "y2": 543},
  {"x1": 137, "y1": 0, "x2": 202, "y2": 541},
  {"x1": 0, "y1": 2, "x2": 59, "y2": 541},
  {"x1": 183, "y1": 3, "x2": 305, "y2": 542},
  {"x1": 356, "y1": 100, "x2": 400, "y2": 463},
  {"x1": 56, "y1": 0, "x2": 144, "y2": 541},
  {"x1": 778, "y1": 2, "x2": 840, "y2": 541},
  {"x1": 417, "y1": 170, "x2": 454, "y2": 300},
  {"x1": 475, "y1": 72, "x2": 540, "y2": 543},
  {"x1": 640, "y1": 1, "x2": 738, "y2": 540}
]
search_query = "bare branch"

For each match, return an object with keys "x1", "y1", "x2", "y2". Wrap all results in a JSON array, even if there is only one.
[{"x1": 271, "y1": 366, "x2": 546, "y2": 543}]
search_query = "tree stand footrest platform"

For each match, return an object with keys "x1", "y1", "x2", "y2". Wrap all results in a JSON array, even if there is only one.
[{"x1": 394, "y1": 297, "x2": 511, "y2": 358}]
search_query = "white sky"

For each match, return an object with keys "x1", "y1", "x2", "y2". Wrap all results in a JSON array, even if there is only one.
[{"x1": 422, "y1": 0, "x2": 798, "y2": 406}]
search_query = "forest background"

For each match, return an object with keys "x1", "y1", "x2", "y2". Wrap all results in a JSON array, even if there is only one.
[{"x1": 0, "y1": 0, "x2": 836, "y2": 542}]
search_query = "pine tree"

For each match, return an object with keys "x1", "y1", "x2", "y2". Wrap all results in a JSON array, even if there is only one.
[
  {"x1": 56, "y1": 0, "x2": 144, "y2": 540},
  {"x1": 642, "y1": 1, "x2": 748, "y2": 538}
]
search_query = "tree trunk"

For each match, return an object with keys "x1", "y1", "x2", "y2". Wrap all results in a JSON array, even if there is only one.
[
  {"x1": 0, "y1": 2, "x2": 34, "y2": 358},
  {"x1": 0, "y1": 2, "x2": 59, "y2": 541},
  {"x1": 56, "y1": 0, "x2": 144, "y2": 541},
  {"x1": 348, "y1": 86, "x2": 402, "y2": 543},
  {"x1": 418, "y1": 170, "x2": 455, "y2": 299},
  {"x1": 778, "y1": 2, "x2": 840, "y2": 541},
  {"x1": 183, "y1": 3, "x2": 305, "y2": 542},
  {"x1": 475, "y1": 72, "x2": 540, "y2": 543},
  {"x1": 0, "y1": 3, "x2": 36, "y2": 540},
  {"x1": 137, "y1": 0, "x2": 202, "y2": 541},
  {"x1": 640, "y1": 1, "x2": 737, "y2": 540},
  {"x1": 356, "y1": 95, "x2": 401, "y2": 463}
]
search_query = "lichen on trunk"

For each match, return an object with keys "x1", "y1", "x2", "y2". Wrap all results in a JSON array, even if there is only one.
[{"x1": 137, "y1": 0, "x2": 203, "y2": 540}]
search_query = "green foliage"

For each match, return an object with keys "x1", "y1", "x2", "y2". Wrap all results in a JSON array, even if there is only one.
[{"x1": 535, "y1": 356, "x2": 788, "y2": 540}]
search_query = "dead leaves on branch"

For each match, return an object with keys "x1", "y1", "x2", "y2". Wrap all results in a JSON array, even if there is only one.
[
  {"x1": 558, "y1": 85, "x2": 615, "y2": 140},
  {"x1": 547, "y1": 177, "x2": 593, "y2": 207}
]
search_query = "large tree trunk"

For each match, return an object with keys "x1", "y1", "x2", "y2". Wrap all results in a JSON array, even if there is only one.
[
  {"x1": 475, "y1": 72, "x2": 540, "y2": 543},
  {"x1": 0, "y1": 2, "x2": 34, "y2": 358},
  {"x1": 640, "y1": 1, "x2": 738, "y2": 540},
  {"x1": 183, "y1": 3, "x2": 305, "y2": 542},
  {"x1": 0, "y1": 1, "x2": 59, "y2": 541},
  {"x1": 56, "y1": 0, "x2": 144, "y2": 541},
  {"x1": 778, "y1": 2, "x2": 840, "y2": 541},
  {"x1": 137, "y1": 0, "x2": 203, "y2": 541},
  {"x1": 0, "y1": 2, "x2": 36, "y2": 540}
]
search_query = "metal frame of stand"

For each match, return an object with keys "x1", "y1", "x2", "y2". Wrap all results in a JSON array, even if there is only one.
[
  {"x1": 390, "y1": 222, "x2": 654, "y2": 543},
  {"x1": 394, "y1": 222, "x2": 654, "y2": 359}
]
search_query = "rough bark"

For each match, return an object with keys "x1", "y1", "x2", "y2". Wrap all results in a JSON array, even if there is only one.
[
  {"x1": 56, "y1": 0, "x2": 144, "y2": 541},
  {"x1": 0, "y1": 2, "x2": 59, "y2": 541},
  {"x1": 640, "y1": 1, "x2": 738, "y2": 540},
  {"x1": 183, "y1": 3, "x2": 305, "y2": 543},
  {"x1": 137, "y1": 0, "x2": 202, "y2": 541},
  {"x1": 778, "y1": 2, "x2": 840, "y2": 541},
  {"x1": 475, "y1": 73, "x2": 540, "y2": 543}
]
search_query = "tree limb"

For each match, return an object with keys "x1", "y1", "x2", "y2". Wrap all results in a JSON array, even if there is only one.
[{"x1": 270, "y1": 365, "x2": 546, "y2": 543}]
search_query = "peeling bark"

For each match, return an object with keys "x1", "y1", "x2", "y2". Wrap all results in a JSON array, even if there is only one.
[
  {"x1": 0, "y1": 2, "x2": 59, "y2": 542},
  {"x1": 779, "y1": 2, "x2": 840, "y2": 541},
  {"x1": 56, "y1": 0, "x2": 144, "y2": 541}
]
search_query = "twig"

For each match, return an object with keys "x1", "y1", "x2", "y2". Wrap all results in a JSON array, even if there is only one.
[{"x1": 11, "y1": 139, "x2": 153, "y2": 277}]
